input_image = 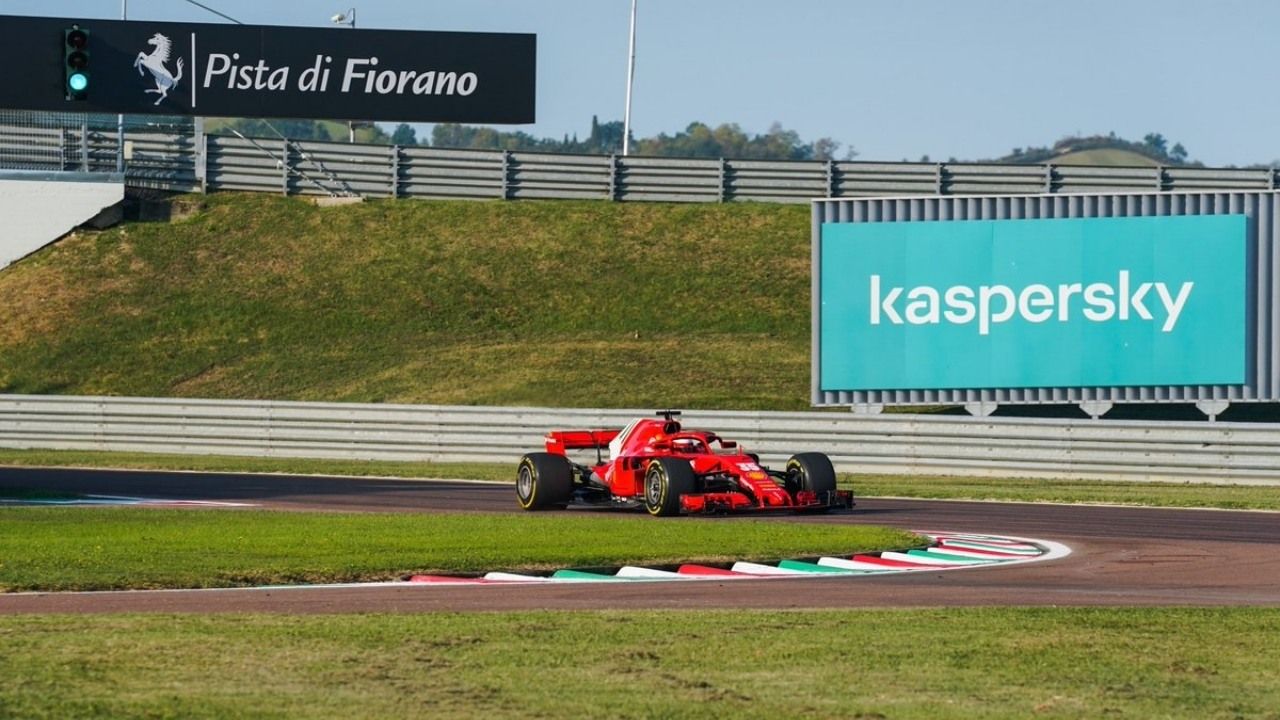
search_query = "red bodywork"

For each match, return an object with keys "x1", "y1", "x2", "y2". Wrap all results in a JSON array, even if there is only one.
[{"x1": 543, "y1": 417, "x2": 849, "y2": 513}]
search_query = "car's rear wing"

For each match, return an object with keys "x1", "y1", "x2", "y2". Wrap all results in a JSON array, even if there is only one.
[{"x1": 544, "y1": 429, "x2": 620, "y2": 455}]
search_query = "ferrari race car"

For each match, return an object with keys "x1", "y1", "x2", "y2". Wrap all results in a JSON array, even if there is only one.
[{"x1": 516, "y1": 411, "x2": 854, "y2": 516}]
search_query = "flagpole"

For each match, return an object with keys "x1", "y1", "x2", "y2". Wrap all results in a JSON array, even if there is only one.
[
  {"x1": 622, "y1": 0, "x2": 637, "y2": 156},
  {"x1": 117, "y1": 0, "x2": 127, "y2": 173}
]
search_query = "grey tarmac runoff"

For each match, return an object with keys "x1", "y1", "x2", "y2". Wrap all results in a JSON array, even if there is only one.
[{"x1": 0, "y1": 466, "x2": 1277, "y2": 614}]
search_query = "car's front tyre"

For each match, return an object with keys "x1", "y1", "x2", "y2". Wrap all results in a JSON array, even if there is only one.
[
  {"x1": 643, "y1": 458, "x2": 695, "y2": 517},
  {"x1": 786, "y1": 452, "x2": 837, "y2": 511}
]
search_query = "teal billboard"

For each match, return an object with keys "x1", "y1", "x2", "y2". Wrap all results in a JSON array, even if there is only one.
[{"x1": 819, "y1": 214, "x2": 1247, "y2": 391}]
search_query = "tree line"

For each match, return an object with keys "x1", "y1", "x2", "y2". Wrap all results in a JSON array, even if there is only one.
[
  {"x1": 209, "y1": 116, "x2": 1233, "y2": 168},
  {"x1": 210, "y1": 115, "x2": 852, "y2": 161}
]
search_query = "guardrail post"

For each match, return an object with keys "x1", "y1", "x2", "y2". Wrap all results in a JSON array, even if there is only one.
[
  {"x1": 717, "y1": 157, "x2": 727, "y2": 202},
  {"x1": 499, "y1": 150, "x2": 513, "y2": 200},
  {"x1": 194, "y1": 117, "x2": 207, "y2": 193},
  {"x1": 1044, "y1": 163, "x2": 1055, "y2": 194},
  {"x1": 280, "y1": 138, "x2": 290, "y2": 196},
  {"x1": 197, "y1": 126, "x2": 207, "y2": 192},
  {"x1": 390, "y1": 144, "x2": 401, "y2": 199},
  {"x1": 934, "y1": 162, "x2": 944, "y2": 195},
  {"x1": 608, "y1": 153, "x2": 619, "y2": 201},
  {"x1": 79, "y1": 118, "x2": 89, "y2": 171},
  {"x1": 825, "y1": 159, "x2": 837, "y2": 197},
  {"x1": 1155, "y1": 165, "x2": 1167, "y2": 192},
  {"x1": 1271, "y1": 168, "x2": 1278, "y2": 191}
]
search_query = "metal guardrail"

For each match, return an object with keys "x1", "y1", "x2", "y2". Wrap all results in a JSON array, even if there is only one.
[
  {"x1": 5, "y1": 121, "x2": 1280, "y2": 203},
  {"x1": 1, "y1": 394, "x2": 1277, "y2": 484},
  {"x1": 0, "y1": 124, "x2": 198, "y2": 189}
]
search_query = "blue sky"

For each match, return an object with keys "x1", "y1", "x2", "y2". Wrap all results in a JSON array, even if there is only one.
[{"x1": 7, "y1": 1, "x2": 1279, "y2": 165}]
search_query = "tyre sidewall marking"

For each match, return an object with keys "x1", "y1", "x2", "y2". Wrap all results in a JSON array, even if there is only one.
[
  {"x1": 645, "y1": 461, "x2": 665, "y2": 515},
  {"x1": 517, "y1": 459, "x2": 536, "y2": 509}
]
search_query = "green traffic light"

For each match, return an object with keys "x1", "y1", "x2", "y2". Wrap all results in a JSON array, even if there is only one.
[{"x1": 63, "y1": 25, "x2": 90, "y2": 100}]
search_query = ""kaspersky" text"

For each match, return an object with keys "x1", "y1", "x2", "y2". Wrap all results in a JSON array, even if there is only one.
[{"x1": 869, "y1": 271, "x2": 1194, "y2": 336}]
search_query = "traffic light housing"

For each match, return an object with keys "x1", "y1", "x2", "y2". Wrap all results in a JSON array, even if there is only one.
[{"x1": 64, "y1": 25, "x2": 90, "y2": 100}]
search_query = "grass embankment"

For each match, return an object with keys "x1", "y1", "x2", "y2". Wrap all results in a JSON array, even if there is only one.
[
  {"x1": 0, "y1": 194, "x2": 813, "y2": 410},
  {"x1": 0, "y1": 508, "x2": 919, "y2": 592},
  {"x1": 3, "y1": 449, "x2": 1277, "y2": 511},
  {"x1": 1, "y1": 609, "x2": 1277, "y2": 719},
  {"x1": 1049, "y1": 148, "x2": 1161, "y2": 167}
]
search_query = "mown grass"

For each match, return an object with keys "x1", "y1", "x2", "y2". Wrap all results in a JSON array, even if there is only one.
[
  {"x1": 0, "y1": 508, "x2": 920, "y2": 592},
  {"x1": 1, "y1": 609, "x2": 1277, "y2": 719},
  {"x1": 0, "y1": 194, "x2": 813, "y2": 409},
  {"x1": 3, "y1": 449, "x2": 1277, "y2": 511}
]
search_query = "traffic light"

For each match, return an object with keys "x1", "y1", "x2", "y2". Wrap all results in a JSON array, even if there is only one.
[{"x1": 64, "y1": 25, "x2": 90, "y2": 100}]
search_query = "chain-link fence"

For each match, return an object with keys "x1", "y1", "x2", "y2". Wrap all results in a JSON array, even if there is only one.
[{"x1": 0, "y1": 110, "x2": 194, "y2": 173}]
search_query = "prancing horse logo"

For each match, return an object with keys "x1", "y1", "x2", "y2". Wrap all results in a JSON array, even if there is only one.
[{"x1": 133, "y1": 33, "x2": 184, "y2": 106}]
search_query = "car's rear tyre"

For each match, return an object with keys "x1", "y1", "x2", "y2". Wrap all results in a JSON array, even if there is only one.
[
  {"x1": 516, "y1": 452, "x2": 573, "y2": 510},
  {"x1": 644, "y1": 458, "x2": 695, "y2": 517},
  {"x1": 786, "y1": 452, "x2": 837, "y2": 498}
]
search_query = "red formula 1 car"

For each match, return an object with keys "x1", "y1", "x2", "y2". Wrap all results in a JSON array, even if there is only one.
[{"x1": 516, "y1": 411, "x2": 854, "y2": 516}]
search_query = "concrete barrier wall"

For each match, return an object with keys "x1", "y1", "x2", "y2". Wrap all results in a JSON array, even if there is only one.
[{"x1": 0, "y1": 172, "x2": 123, "y2": 269}]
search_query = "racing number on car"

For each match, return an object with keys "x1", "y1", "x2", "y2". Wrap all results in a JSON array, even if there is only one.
[{"x1": 736, "y1": 462, "x2": 762, "y2": 473}]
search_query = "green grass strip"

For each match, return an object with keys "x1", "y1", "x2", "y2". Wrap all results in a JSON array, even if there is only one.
[
  {"x1": 0, "y1": 448, "x2": 513, "y2": 482},
  {"x1": 3, "y1": 448, "x2": 1278, "y2": 511},
  {"x1": 0, "y1": 609, "x2": 1277, "y2": 719},
  {"x1": 0, "y1": 507, "x2": 920, "y2": 592}
]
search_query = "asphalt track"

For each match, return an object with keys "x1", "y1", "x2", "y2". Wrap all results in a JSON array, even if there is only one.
[{"x1": 1, "y1": 466, "x2": 1277, "y2": 613}]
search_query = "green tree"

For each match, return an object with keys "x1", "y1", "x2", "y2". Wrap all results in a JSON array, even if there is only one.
[
  {"x1": 212, "y1": 119, "x2": 334, "y2": 141},
  {"x1": 426, "y1": 118, "x2": 846, "y2": 161},
  {"x1": 390, "y1": 123, "x2": 418, "y2": 146},
  {"x1": 1143, "y1": 132, "x2": 1168, "y2": 156}
]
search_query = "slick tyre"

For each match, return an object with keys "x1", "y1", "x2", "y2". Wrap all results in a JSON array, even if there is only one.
[
  {"x1": 516, "y1": 452, "x2": 573, "y2": 511},
  {"x1": 786, "y1": 452, "x2": 837, "y2": 510},
  {"x1": 644, "y1": 457, "x2": 695, "y2": 517}
]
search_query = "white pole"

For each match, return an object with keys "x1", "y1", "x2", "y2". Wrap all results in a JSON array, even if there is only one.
[
  {"x1": 348, "y1": 9, "x2": 356, "y2": 143},
  {"x1": 117, "y1": 0, "x2": 127, "y2": 173},
  {"x1": 622, "y1": 0, "x2": 637, "y2": 156}
]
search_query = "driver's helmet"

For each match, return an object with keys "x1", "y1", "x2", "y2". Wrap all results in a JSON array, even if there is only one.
[{"x1": 672, "y1": 437, "x2": 702, "y2": 454}]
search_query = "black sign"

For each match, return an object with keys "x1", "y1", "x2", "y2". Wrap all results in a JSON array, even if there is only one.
[{"x1": 0, "y1": 15, "x2": 535, "y2": 124}]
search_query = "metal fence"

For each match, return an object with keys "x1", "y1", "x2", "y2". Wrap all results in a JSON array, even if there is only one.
[
  {"x1": 0, "y1": 110, "x2": 198, "y2": 190},
  {"x1": 3, "y1": 111, "x2": 1279, "y2": 202},
  {"x1": 1, "y1": 394, "x2": 1278, "y2": 484}
]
